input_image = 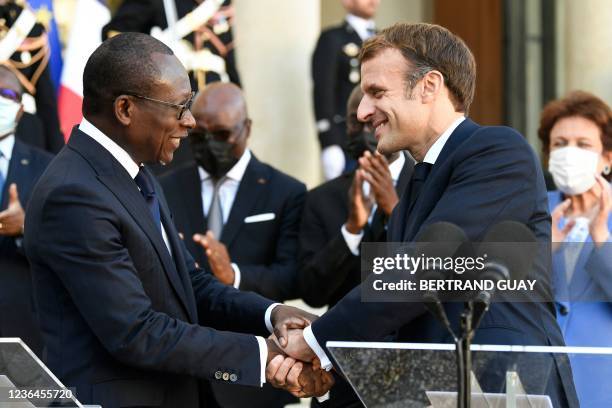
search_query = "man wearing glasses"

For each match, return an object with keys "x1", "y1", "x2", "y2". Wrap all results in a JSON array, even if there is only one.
[
  {"x1": 0, "y1": 65, "x2": 52, "y2": 358},
  {"x1": 23, "y1": 33, "x2": 331, "y2": 408},
  {"x1": 160, "y1": 82, "x2": 307, "y2": 407}
]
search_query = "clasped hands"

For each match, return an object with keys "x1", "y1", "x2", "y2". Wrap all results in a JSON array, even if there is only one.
[{"x1": 266, "y1": 305, "x2": 334, "y2": 398}]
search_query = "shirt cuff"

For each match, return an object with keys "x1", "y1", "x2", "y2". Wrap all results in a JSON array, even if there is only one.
[
  {"x1": 265, "y1": 303, "x2": 282, "y2": 334},
  {"x1": 255, "y1": 336, "x2": 267, "y2": 387},
  {"x1": 231, "y1": 263, "x2": 241, "y2": 289},
  {"x1": 303, "y1": 325, "x2": 332, "y2": 371},
  {"x1": 341, "y1": 224, "x2": 364, "y2": 256},
  {"x1": 317, "y1": 392, "x2": 331, "y2": 403}
]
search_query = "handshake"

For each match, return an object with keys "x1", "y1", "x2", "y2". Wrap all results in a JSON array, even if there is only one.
[{"x1": 266, "y1": 305, "x2": 334, "y2": 398}]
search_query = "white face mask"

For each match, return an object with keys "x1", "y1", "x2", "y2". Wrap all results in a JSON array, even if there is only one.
[
  {"x1": 548, "y1": 146, "x2": 600, "y2": 195},
  {"x1": 0, "y1": 96, "x2": 21, "y2": 138}
]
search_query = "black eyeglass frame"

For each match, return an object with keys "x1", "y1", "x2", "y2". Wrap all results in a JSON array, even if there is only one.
[
  {"x1": 125, "y1": 91, "x2": 195, "y2": 120},
  {"x1": 189, "y1": 118, "x2": 251, "y2": 143}
]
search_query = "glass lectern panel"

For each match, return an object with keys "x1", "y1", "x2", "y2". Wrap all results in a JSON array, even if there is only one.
[
  {"x1": 327, "y1": 342, "x2": 612, "y2": 408},
  {"x1": 0, "y1": 338, "x2": 82, "y2": 407}
]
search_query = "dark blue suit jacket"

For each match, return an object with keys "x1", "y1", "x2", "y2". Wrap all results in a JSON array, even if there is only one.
[
  {"x1": 24, "y1": 128, "x2": 275, "y2": 408},
  {"x1": 311, "y1": 119, "x2": 578, "y2": 407},
  {"x1": 0, "y1": 139, "x2": 52, "y2": 356},
  {"x1": 159, "y1": 156, "x2": 305, "y2": 408},
  {"x1": 159, "y1": 157, "x2": 306, "y2": 302}
]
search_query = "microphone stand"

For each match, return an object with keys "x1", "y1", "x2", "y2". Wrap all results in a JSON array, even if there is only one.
[{"x1": 424, "y1": 279, "x2": 489, "y2": 408}]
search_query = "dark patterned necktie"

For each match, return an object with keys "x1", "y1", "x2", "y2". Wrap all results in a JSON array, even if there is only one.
[{"x1": 134, "y1": 167, "x2": 161, "y2": 232}]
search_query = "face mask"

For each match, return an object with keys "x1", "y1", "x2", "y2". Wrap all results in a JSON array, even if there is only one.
[
  {"x1": 548, "y1": 146, "x2": 600, "y2": 195},
  {"x1": 190, "y1": 136, "x2": 239, "y2": 179},
  {"x1": 0, "y1": 96, "x2": 21, "y2": 138},
  {"x1": 346, "y1": 129, "x2": 378, "y2": 160}
]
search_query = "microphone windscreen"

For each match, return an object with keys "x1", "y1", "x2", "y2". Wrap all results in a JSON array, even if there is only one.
[
  {"x1": 478, "y1": 221, "x2": 537, "y2": 279},
  {"x1": 414, "y1": 222, "x2": 469, "y2": 259}
]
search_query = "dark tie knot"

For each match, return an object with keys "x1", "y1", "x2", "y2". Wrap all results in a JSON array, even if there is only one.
[
  {"x1": 134, "y1": 168, "x2": 155, "y2": 198},
  {"x1": 413, "y1": 162, "x2": 433, "y2": 182}
]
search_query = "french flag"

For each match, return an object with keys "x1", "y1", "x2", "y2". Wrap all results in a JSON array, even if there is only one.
[{"x1": 58, "y1": 0, "x2": 109, "y2": 141}]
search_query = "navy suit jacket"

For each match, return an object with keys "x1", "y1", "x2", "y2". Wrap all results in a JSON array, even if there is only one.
[
  {"x1": 311, "y1": 119, "x2": 578, "y2": 407},
  {"x1": 159, "y1": 157, "x2": 306, "y2": 302},
  {"x1": 0, "y1": 139, "x2": 52, "y2": 356},
  {"x1": 24, "y1": 128, "x2": 275, "y2": 408}
]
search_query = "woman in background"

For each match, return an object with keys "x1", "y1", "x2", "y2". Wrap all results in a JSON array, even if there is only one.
[{"x1": 538, "y1": 90, "x2": 611, "y2": 407}]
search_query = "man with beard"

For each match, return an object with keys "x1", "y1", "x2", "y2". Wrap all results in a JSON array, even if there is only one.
[
  {"x1": 160, "y1": 82, "x2": 306, "y2": 407},
  {"x1": 297, "y1": 85, "x2": 414, "y2": 406}
]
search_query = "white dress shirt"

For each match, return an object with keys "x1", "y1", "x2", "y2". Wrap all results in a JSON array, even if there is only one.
[
  {"x1": 198, "y1": 148, "x2": 251, "y2": 288},
  {"x1": 305, "y1": 117, "x2": 466, "y2": 371},
  {"x1": 78, "y1": 120, "x2": 275, "y2": 385},
  {"x1": 345, "y1": 14, "x2": 376, "y2": 41},
  {"x1": 0, "y1": 134, "x2": 15, "y2": 184},
  {"x1": 423, "y1": 116, "x2": 465, "y2": 164},
  {"x1": 341, "y1": 152, "x2": 407, "y2": 255}
]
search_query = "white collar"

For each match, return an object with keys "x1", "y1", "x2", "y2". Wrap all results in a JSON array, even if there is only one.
[
  {"x1": 79, "y1": 118, "x2": 140, "y2": 179},
  {"x1": 0, "y1": 134, "x2": 15, "y2": 161},
  {"x1": 422, "y1": 117, "x2": 465, "y2": 164},
  {"x1": 345, "y1": 14, "x2": 375, "y2": 41},
  {"x1": 388, "y1": 151, "x2": 406, "y2": 182},
  {"x1": 198, "y1": 148, "x2": 252, "y2": 183}
]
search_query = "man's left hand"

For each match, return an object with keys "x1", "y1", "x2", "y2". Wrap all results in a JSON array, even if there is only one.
[
  {"x1": 0, "y1": 184, "x2": 25, "y2": 237},
  {"x1": 193, "y1": 231, "x2": 235, "y2": 285},
  {"x1": 359, "y1": 151, "x2": 399, "y2": 215}
]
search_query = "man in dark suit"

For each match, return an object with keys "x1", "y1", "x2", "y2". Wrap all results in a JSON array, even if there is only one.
[
  {"x1": 280, "y1": 23, "x2": 579, "y2": 407},
  {"x1": 23, "y1": 33, "x2": 332, "y2": 408},
  {"x1": 298, "y1": 85, "x2": 413, "y2": 407},
  {"x1": 0, "y1": 2, "x2": 64, "y2": 153},
  {"x1": 312, "y1": 0, "x2": 380, "y2": 180},
  {"x1": 160, "y1": 82, "x2": 306, "y2": 407},
  {"x1": 0, "y1": 66, "x2": 52, "y2": 357}
]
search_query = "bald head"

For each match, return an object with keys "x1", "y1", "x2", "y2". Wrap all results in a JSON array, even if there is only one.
[
  {"x1": 188, "y1": 83, "x2": 251, "y2": 176},
  {"x1": 192, "y1": 82, "x2": 248, "y2": 127}
]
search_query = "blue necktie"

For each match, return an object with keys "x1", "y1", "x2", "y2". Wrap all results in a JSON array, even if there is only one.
[
  {"x1": 0, "y1": 151, "x2": 6, "y2": 206},
  {"x1": 134, "y1": 168, "x2": 161, "y2": 232},
  {"x1": 408, "y1": 162, "x2": 432, "y2": 209}
]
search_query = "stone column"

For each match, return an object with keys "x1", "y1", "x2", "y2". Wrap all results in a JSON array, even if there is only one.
[
  {"x1": 233, "y1": 0, "x2": 321, "y2": 187},
  {"x1": 560, "y1": 0, "x2": 612, "y2": 105}
]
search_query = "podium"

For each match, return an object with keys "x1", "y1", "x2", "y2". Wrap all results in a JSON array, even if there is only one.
[
  {"x1": 327, "y1": 341, "x2": 612, "y2": 407},
  {"x1": 0, "y1": 338, "x2": 84, "y2": 407}
]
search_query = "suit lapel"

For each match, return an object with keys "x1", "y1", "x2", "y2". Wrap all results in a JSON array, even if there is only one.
[
  {"x1": 402, "y1": 119, "x2": 480, "y2": 242},
  {"x1": 220, "y1": 156, "x2": 267, "y2": 247},
  {"x1": 68, "y1": 130, "x2": 194, "y2": 320},
  {"x1": 158, "y1": 190, "x2": 198, "y2": 323}
]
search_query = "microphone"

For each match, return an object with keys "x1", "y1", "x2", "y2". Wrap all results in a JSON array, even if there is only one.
[
  {"x1": 471, "y1": 221, "x2": 537, "y2": 331},
  {"x1": 415, "y1": 222, "x2": 469, "y2": 339}
]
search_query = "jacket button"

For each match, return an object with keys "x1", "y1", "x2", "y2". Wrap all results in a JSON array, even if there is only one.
[
  {"x1": 229, "y1": 373, "x2": 238, "y2": 382},
  {"x1": 214, "y1": 371, "x2": 222, "y2": 380},
  {"x1": 559, "y1": 305, "x2": 569, "y2": 316},
  {"x1": 222, "y1": 372, "x2": 230, "y2": 381}
]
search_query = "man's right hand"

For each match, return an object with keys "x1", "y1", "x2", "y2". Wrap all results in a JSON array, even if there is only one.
[
  {"x1": 346, "y1": 169, "x2": 373, "y2": 234},
  {"x1": 265, "y1": 339, "x2": 334, "y2": 397}
]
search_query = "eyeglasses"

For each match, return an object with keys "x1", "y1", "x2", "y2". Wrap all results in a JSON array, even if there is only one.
[
  {"x1": 126, "y1": 91, "x2": 194, "y2": 120},
  {"x1": 190, "y1": 119, "x2": 249, "y2": 142},
  {"x1": 0, "y1": 88, "x2": 21, "y2": 103}
]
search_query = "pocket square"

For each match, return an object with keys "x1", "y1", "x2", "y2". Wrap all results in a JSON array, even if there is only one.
[{"x1": 244, "y1": 213, "x2": 276, "y2": 223}]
